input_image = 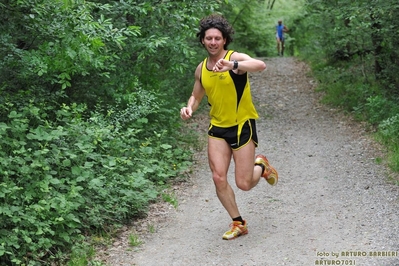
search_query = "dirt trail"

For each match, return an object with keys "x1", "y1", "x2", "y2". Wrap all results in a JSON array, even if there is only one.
[{"x1": 99, "y1": 57, "x2": 399, "y2": 266}]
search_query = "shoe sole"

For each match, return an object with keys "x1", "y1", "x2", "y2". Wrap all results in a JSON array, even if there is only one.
[
  {"x1": 255, "y1": 155, "x2": 278, "y2": 186},
  {"x1": 266, "y1": 165, "x2": 278, "y2": 186}
]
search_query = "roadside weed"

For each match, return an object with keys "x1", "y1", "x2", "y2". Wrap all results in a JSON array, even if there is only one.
[{"x1": 128, "y1": 234, "x2": 143, "y2": 247}]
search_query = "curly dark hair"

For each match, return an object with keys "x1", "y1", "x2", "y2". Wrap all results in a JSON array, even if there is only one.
[{"x1": 196, "y1": 14, "x2": 234, "y2": 50}]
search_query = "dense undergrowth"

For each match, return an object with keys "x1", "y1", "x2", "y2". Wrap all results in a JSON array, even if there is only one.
[
  {"x1": 312, "y1": 59, "x2": 399, "y2": 176},
  {"x1": 0, "y1": 1, "x2": 214, "y2": 265},
  {"x1": 0, "y1": 95, "x2": 197, "y2": 265},
  {"x1": 291, "y1": 0, "x2": 399, "y2": 180}
]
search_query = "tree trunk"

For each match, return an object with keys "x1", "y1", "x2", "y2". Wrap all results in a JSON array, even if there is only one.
[{"x1": 370, "y1": 11, "x2": 383, "y2": 76}]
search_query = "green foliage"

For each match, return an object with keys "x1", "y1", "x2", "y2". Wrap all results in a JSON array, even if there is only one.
[
  {"x1": 0, "y1": 100, "x2": 193, "y2": 264},
  {"x1": 0, "y1": 0, "x2": 222, "y2": 263},
  {"x1": 362, "y1": 95, "x2": 399, "y2": 125},
  {"x1": 378, "y1": 115, "x2": 399, "y2": 144},
  {"x1": 293, "y1": 0, "x2": 399, "y2": 177},
  {"x1": 107, "y1": 0, "x2": 222, "y2": 104},
  {"x1": 162, "y1": 192, "x2": 179, "y2": 209},
  {"x1": 0, "y1": 0, "x2": 219, "y2": 110},
  {"x1": 147, "y1": 223, "x2": 155, "y2": 234},
  {"x1": 294, "y1": 0, "x2": 399, "y2": 89},
  {"x1": 128, "y1": 233, "x2": 143, "y2": 247},
  {"x1": 315, "y1": 65, "x2": 377, "y2": 114},
  {"x1": 67, "y1": 243, "x2": 104, "y2": 266},
  {"x1": 217, "y1": 0, "x2": 306, "y2": 57},
  {"x1": 1, "y1": 0, "x2": 139, "y2": 97},
  {"x1": 377, "y1": 114, "x2": 399, "y2": 172}
]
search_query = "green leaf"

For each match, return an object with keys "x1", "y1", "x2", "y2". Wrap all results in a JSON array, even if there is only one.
[
  {"x1": 49, "y1": 178, "x2": 61, "y2": 185},
  {"x1": 160, "y1": 144, "x2": 172, "y2": 149},
  {"x1": 63, "y1": 159, "x2": 71, "y2": 167},
  {"x1": 71, "y1": 166, "x2": 81, "y2": 176},
  {"x1": 8, "y1": 111, "x2": 21, "y2": 119}
]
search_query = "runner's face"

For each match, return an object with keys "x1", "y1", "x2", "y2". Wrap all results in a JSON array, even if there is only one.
[{"x1": 202, "y1": 28, "x2": 226, "y2": 56}]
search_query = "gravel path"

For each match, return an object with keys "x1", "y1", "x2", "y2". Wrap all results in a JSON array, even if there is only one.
[{"x1": 99, "y1": 57, "x2": 399, "y2": 266}]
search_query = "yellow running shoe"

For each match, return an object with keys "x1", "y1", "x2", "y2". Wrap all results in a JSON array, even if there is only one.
[
  {"x1": 255, "y1": 154, "x2": 278, "y2": 186},
  {"x1": 222, "y1": 221, "x2": 248, "y2": 240}
]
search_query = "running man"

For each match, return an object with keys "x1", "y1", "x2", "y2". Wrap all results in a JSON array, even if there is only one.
[
  {"x1": 276, "y1": 19, "x2": 289, "y2": 56},
  {"x1": 180, "y1": 14, "x2": 278, "y2": 240}
]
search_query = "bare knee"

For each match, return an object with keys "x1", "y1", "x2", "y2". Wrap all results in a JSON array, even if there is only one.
[
  {"x1": 212, "y1": 173, "x2": 228, "y2": 189},
  {"x1": 236, "y1": 178, "x2": 252, "y2": 191}
]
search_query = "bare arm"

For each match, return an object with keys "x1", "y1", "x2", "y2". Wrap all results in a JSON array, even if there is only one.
[
  {"x1": 180, "y1": 63, "x2": 206, "y2": 120},
  {"x1": 212, "y1": 52, "x2": 266, "y2": 75},
  {"x1": 283, "y1": 25, "x2": 289, "y2": 33}
]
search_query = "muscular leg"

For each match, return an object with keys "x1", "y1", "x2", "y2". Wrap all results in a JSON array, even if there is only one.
[
  {"x1": 208, "y1": 137, "x2": 265, "y2": 219},
  {"x1": 233, "y1": 141, "x2": 263, "y2": 191},
  {"x1": 208, "y1": 137, "x2": 240, "y2": 219}
]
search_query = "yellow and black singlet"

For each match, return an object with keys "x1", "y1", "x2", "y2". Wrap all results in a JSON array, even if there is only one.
[{"x1": 201, "y1": 50, "x2": 259, "y2": 128}]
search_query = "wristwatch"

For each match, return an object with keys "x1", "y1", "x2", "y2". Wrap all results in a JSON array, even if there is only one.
[{"x1": 233, "y1": 60, "x2": 238, "y2": 70}]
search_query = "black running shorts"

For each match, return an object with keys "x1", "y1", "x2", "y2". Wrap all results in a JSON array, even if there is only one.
[{"x1": 208, "y1": 119, "x2": 258, "y2": 150}]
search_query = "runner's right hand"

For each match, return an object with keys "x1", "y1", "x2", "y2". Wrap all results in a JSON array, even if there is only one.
[{"x1": 180, "y1": 107, "x2": 192, "y2": 120}]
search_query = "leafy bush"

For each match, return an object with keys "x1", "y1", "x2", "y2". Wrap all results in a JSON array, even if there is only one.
[
  {"x1": 377, "y1": 114, "x2": 399, "y2": 171},
  {"x1": 0, "y1": 0, "x2": 264, "y2": 264},
  {"x1": 363, "y1": 95, "x2": 399, "y2": 126},
  {"x1": 379, "y1": 115, "x2": 399, "y2": 144},
  {"x1": 293, "y1": 0, "x2": 399, "y2": 177},
  {"x1": 0, "y1": 100, "x2": 192, "y2": 264},
  {"x1": 314, "y1": 65, "x2": 374, "y2": 113}
]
